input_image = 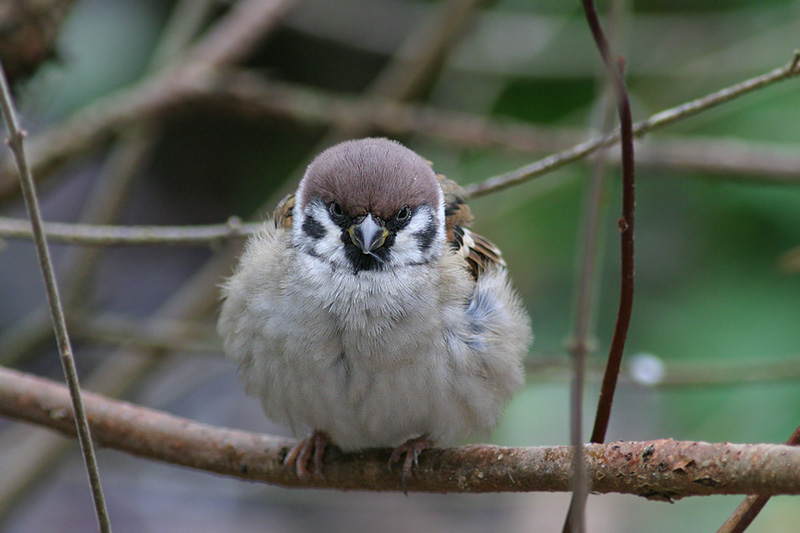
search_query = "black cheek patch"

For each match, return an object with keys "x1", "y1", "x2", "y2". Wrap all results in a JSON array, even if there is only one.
[
  {"x1": 302, "y1": 216, "x2": 326, "y2": 240},
  {"x1": 413, "y1": 223, "x2": 438, "y2": 252}
]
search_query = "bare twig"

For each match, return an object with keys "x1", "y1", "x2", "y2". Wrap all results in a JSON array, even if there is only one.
[
  {"x1": 0, "y1": 216, "x2": 257, "y2": 246},
  {"x1": 0, "y1": 0, "x2": 295, "y2": 361},
  {"x1": 563, "y1": 2, "x2": 636, "y2": 531},
  {"x1": 582, "y1": 0, "x2": 636, "y2": 446},
  {"x1": 1, "y1": 366, "x2": 800, "y2": 497},
  {"x1": 565, "y1": 61, "x2": 618, "y2": 533},
  {"x1": 56, "y1": 0, "x2": 217, "y2": 302},
  {"x1": 465, "y1": 50, "x2": 800, "y2": 198},
  {"x1": 310, "y1": 0, "x2": 491, "y2": 151},
  {"x1": 0, "y1": 60, "x2": 111, "y2": 532},
  {"x1": 0, "y1": 0, "x2": 214, "y2": 370},
  {"x1": 631, "y1": 137, "x2": 800, "y2": 183},
  {"x1": 718, "y1": 425, "x2": 800, "y2": 533}
]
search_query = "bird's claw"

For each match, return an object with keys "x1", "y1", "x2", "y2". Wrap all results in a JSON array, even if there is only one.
[
  {"x1": 283, "y1": 430, "x2": 330, "y2": 481},
  {"x1": 388, "y1": 435, "x2": 433, "y2": 495}
]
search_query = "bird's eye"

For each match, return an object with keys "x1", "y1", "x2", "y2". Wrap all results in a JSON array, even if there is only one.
[
  {"x1": 396, "y1": 205, "x2": 411, "y2": 222},
  {"x1": 329, "y1": 201, "x2": 345, "y2": 220}
]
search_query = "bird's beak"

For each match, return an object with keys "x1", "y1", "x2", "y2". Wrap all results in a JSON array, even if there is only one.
[{"x1": 348, "y1": 214, "x2": 389, "y2": 254}]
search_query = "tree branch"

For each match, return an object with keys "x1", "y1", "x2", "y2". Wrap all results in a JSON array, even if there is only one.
[
  {"x1": 465, "y1": 49, "x2": 800, "y2": 198},
  {"x1": 0, "y1": 366, "x2": 799, "y2": 498},
  {"x1": 718, "y1": 425, "x2": 800, "y2": 532},
  {"x1": 0, "y1": 216, "x2": 257, "y2": 246}
]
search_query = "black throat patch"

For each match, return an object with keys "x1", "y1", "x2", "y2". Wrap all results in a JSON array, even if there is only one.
[{"x1": 341, "y1": 228, "x2": 394, "y2": 272}]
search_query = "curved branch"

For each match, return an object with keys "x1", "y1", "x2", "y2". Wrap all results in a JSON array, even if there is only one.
[{"x1": 1, "y1": 366, "x2": 799, "y2": 498}]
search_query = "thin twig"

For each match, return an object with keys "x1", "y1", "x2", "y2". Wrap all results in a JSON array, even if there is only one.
[
  {"x1": 178, "y1": 71, "x2": 800, "y2": 183},
  {"x1": 313, "y1": 0, "x2": 491, "y2": 146},
  {"x1": 0, "y1": 216, "x2": 257, "y2": 245},
  {"x1": 2, "y1": 366, "x2": 800, "y2": 497},
  {"x1": 582, "y1": 0, "x2": 636, "y2": 448},
  {"x1": 0, "y1": 0, "x2": 216, "y2": 371},
  {"x1": 564, "y1": 1, "x2": 636, "y2": 531},
  {"x1": 0, "y1": 60, "x2": 111, "y2": 532},
  {"x1": 565, "y1": 57, "x2": 619, "y2": 533},
  {"x1": 465, "y1": 50, "x2": 800, "y2": 198},
  {"x1": 155, "y1": 71, "x2": 800, "y2": 183},
  {"x1": 717, "y1": 425, "x2": 800, "y2": 533},
  {"x1": 0, "y1": 0, "x2": 293, "y2": 368}
]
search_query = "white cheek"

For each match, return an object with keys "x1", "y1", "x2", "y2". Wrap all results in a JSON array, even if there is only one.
[
  {"x1": 390, "y1": 206, "x2": 444, "y2": 267},
  {"x1": 293, "y1": 203, "x2": 350, "y2": 268}
]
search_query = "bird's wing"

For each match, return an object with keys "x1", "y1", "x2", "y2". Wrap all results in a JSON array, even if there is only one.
[
  {"x1": 437, "y1": 174, "x2": 507, "y2": 280},
  {"x1": 273, "y1": 193, "x2": 295, "y2": 229}
]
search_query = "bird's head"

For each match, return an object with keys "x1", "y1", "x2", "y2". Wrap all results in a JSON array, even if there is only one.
[{"x1": 292, "y1": 138, "x2": 446, "y2": 272}]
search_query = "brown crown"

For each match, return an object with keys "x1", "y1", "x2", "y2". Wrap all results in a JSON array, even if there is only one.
[{"x1": 299, "y1": 138, "x2": 440, "y2": 219}]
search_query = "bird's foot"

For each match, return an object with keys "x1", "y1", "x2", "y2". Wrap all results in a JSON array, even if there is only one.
[
  {"x1": 388, "y1": 434, "x2": 433, "y2": 495},
  {"x1": 283, "y1": 430, "x2": 330, "y2": 481}
]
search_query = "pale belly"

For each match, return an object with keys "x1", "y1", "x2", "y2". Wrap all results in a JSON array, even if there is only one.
[{"x1": 256, "y1": 305, "x2": 470, "y2": 451}]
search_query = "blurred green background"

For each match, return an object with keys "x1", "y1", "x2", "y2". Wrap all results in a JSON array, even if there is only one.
[{"x1": 1, "y1": 0, "x2": 799, "y2": 531}]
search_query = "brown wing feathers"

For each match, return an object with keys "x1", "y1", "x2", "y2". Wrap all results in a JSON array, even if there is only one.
[
  {"x1": 437, "y1": 174, "x2": 507, "y2": 280},
  {"x1": 273, "y1": 193, "x2": 295, "y2": 229}
]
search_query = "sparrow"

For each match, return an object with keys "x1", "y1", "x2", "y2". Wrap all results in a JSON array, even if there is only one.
[{"x1": 217, "y1": 138, "x2": 532, "y2": 490}]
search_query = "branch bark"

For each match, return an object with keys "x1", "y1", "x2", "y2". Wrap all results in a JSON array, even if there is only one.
[
  {"x1": 0, "y1": 216, "x2": 256, "y2": 246},
  {"x1": 1, "y1": 366, "x2": 799, "y2": 498}
]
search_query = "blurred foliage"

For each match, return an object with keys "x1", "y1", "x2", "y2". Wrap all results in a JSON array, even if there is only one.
[{"x1": 2, "y1": 0, "x2": 799, "y2": 531}]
